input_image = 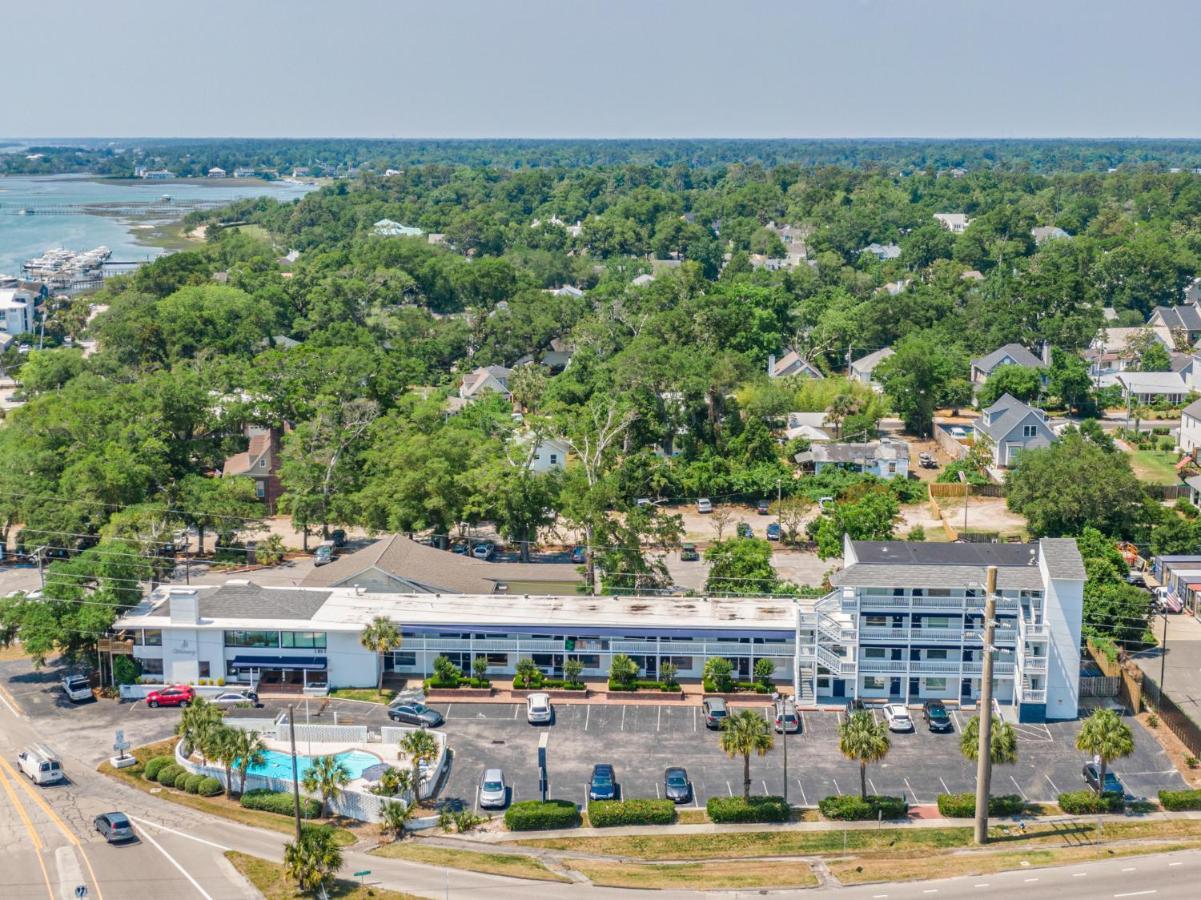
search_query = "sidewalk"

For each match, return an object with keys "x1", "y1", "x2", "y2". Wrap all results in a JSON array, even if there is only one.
[{"x1": 426, "y1": 679, "x2": 797, "y2": 707}]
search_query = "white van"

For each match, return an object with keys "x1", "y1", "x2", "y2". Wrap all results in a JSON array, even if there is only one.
[
  {"x1": 61, "y1": 674, "x2": 92, "y2": 702},
  {"x1": 17, "y1": 745, "x2": 64, "y2": 785}
]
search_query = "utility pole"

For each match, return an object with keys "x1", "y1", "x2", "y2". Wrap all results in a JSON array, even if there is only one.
[
  {"x1": 958, "y1": 470, "x2": 969, "y2": 537},
  {"x1": 974, "y1": 565, "x2": 998, "y2": 846},
  {"x1": 1158, "y1": 611, "x2": 1168, "y2": 699},
  {"x1": 288, "y1": 704, "x2": 303, "y2": 841}
]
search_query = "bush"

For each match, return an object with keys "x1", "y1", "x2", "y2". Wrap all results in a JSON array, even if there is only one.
[
  {"x1": 112, "y1": 654, "x2": 141, "y2": 686},
  {"x1": 197, "y1": 777, "x2": 223, "y2": 797},
  {"x1": 156, "y1": 764, "x2": 185, "y2": 786},
  {"x1": 1058, "y1": 790, "x2": 1124, "y2": 814},
  {"x1": 142, "y1": 756, "x2": 174, "y2": 782},
  {"x1": 936, "y1": 793, "x2": 1026, "y2": 818},
  {"x1": 819, "y1": 795, "x2": 909, "y2": 821},
  {"x1": 173, "y1": 769, "x2": 192, "y2": 790},
  {"x1": 503, "y1": 799, "x2": 581, "y2": 831},
  {"x1": 184, "y1": 774, "x2": 204, "y2": 794},
  {"x1": 240, "y1": 788, "x2": 322, "y2": 818},
  {"x1": 706, "y1": 796, "x2": 790, "y2": 824},
  {"x1": 588, "y1": 799, "x2": 677, "y2": 827},
  {"x1": 1158, "y1": 788, "x2": 1201, "y2": 811}
]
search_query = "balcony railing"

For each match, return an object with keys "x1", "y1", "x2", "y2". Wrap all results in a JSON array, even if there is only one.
[
  {"x1": 856, "y1": 594, "x2": 1021, "y2": 611},
  {"x1": 857, "y1": 658, "x2": 1015, "y2": 676},
  {"x1": 857, "y1": 626, "x2": 1017, "y2": 644}
]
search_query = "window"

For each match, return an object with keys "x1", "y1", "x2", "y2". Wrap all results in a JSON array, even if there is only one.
[
  {"x1": 926, "y1": 649, "x2": 948, "y2": 660},
  {"x1": 391, "y1": 651, "x2": 417, "y2": 667},
  {"x1": 864, "y1": 648, "x2": 886, "y2": 659},
  {"x1": 864, "y1": 615, "x2": 888, "y2": 627},
  {"x1": 281, "y1": 631, "x2": 327, "y2": 649},
  {"x1": 143, "y1": 629, "x2": 162, "y2": 647},
  {"x1": 255, "y1": 481, "x2": 266, "y2": 499},
  {"x1": 140, "y1": 658, "x2": 163, "y2": 676},
  {"x1": 258, "y1": 457, "x2": 267, "y2": 468},
  {"x1": 863, "y1": 676, "x2": 886, "y2": 690},
  {"x1": 919, "y1": 616, "x2": 951, "y2": 629},
  {"x1": 668, "y1": 656, "x2": 693, "y2": 670},
  {"x1": 485, "y1": 653, "x2": 509, "y2": 666},
  {"x1": 224, "y1": 630, "x2": 281, "y2": 649},
  {"x1": 570, "y1": 654, "x2": 602, "y2": 669},
  {"x1": 925, "y1": 677, "x2": 947, "y2": 690},
  {"x1": 198, "y1": 661, "x2": 211, "y2": 678},
  {"x1": 550, "y1": 454, "x2": 559, "y2": 465},
  {"x1": 1023, "y1": 425, "x2": 1038, "y2": 438}
]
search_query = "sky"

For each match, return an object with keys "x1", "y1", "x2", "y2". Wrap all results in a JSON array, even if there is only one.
[{"x1": 6, "y1": 0, "x2": 1201, "y2": 139}]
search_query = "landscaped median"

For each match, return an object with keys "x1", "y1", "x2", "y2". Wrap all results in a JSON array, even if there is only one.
[{"x1": 225, "y1": 851, "x2": 420, "y2": 900}]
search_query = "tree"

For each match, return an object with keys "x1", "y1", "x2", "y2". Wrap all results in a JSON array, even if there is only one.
[
  {"x1": 838, "y1": 710, "x2": 891, "y2": 800},
  {"x1": 718, "y1": 709, "x2": 774, "y2": 801},
  {"x1": 231, "y1": 728, "x2": 268, "y2": 796},
  {"x1": 609, "y1": 653, "x2": 638, "y2": 687},
  {"x1": 283, "y1": 826, "x2": 343, "y2": 894},
  {"x1": 709, "y1": 506, "x2": 734, "y2": 542},
  {"x1": 659, "y1": 660, "x2": 679, "y2": 687},
  {"x1": 704, "y1": 656, "x2": 735, "y2": 692},
  {"x1": 515, "y1": 657, "x2": 539, "y2": 686},
  {"x1": 176, "y1": 474, "x2": 264, "y2": 556},
  {"x1": 977, "y1": 365, "x2": 1043, "y2": 408},
  {"x1": 811, "y1": 490, "x2": 900, "y2": 559},
  {"x1": 876, "y1": 333, "x2": 969, "y2": 437},
  {"x1": 704, "y1": 538, "x2": 792, "y2": 595},
  {"x1": 380, "y1": 799, "x2": 416, "y2": 841},
  {"x1": 359, "y1": 615, "x2": 402, "y2": 692},
  {"x1": 959, "y1": 715, "x2": 1018, "y2": 766},
  {"x1": 112, "y1": 655, "x2": 140, "y2": 686},
  {"x1": 563, "y1": 657, "x2": 584, "y2": 686},
  {"x1": 1075, "y1": 708, "x2": 1134, "y2": 795},
  {"x1": 176, "y1": 697, "x2": 222, "y2": 763},
  {"x1": 753, "y1": 657, "x2": 776, "y2": 689},
  {"x1": 1150, "y1": 516, "x2": 1201, "y2": 557},
  {"x1": 398, "y1": 729, "x2": 439, "y2": 805},
  {"x1": 471, "y1": 655, "x2": 489, "y2": 683},
  {"x1": 1047, "y1": 349, "x2": 1096, "y2": 415},
  {"x1": 301, "y1": 754, "x2": 351, "y2": 817},
  {"x1": 773, "y1": 496, "x2": 813, "y2": 544},
  {"x1": 204, "y1": 724, "x2": 240, "y2": 796},
  {"x1": 1137, "y1": 340, "x2": 1172, "y2": 373},
  {"x1": 1005, "y1": 432, "x2": 1151, "y2": 538}
]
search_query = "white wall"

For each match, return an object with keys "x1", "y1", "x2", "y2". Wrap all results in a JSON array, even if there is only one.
[
  {"x1": 1041, "y1": 568, "x2": 1083, "y2": 721},
  {"x1": 161, "y1": 627, "x2": 202, "y2": 683},
  {"x1": 328, "y1": 630, "x2": 377, "y2": 688},
  {"x1": 1181, "y1": 411, "x2": 1201, "y2": 455}
]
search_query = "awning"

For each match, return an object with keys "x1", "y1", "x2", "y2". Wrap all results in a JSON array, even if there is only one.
[{"x1": 230, "y1": 655, "x2": 327, "y2": 670}]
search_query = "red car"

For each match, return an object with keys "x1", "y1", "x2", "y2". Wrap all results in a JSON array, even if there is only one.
[{"x1": 145, "y1": 685, "x2": 195, "y2": 708}]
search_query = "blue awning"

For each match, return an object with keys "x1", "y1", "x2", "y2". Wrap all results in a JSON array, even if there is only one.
[{"x1": 230, "y1": 655, "x2": 327, "y2": 670}]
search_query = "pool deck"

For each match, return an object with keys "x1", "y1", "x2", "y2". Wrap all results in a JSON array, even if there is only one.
[{"x1": 256, "y1": 738, "x2": 413, "y2": 793}]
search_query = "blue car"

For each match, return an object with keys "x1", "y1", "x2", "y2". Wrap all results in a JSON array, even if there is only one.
[
  {"x1": 766, "y1": 522, "x2": 782, "y2": 541},
  {"x1": 1082, "y1": 763, "x2": 1123, "y2": 795},
  {"x1": 589, "y1": 764, "x2": 618, "y2": 801}
]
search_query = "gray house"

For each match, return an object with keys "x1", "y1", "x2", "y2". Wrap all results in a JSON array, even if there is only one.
[
  {"x1": 969, "y1": 343, "x2": 1048, "y2": 385},
  {"x1": 973, "y1": 394, "x2": 1056, "y2": 468},
  {"x1": 849, "y1": 347, "x2": 894, "y2": 389}
]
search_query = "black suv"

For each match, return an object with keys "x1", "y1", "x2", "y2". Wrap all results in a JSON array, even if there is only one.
[
  {"x1": 589, "y1": 764, "x2": 618, "y2": 801},
  {"x1": 922, "y1": 700, "x2": 953, "y2": 732}
]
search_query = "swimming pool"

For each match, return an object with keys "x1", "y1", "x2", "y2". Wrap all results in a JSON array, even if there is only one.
[{"x1": 247, "y1": 749, "x2": 382, "y2": 782}]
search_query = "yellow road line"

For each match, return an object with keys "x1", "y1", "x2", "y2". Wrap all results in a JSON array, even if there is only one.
[
  {"x1": 0, "y1": 760, "x2": 54, "y2": 899},
  {"x1": 0, "y1": 755, "x2": 105, "y2": 900}
]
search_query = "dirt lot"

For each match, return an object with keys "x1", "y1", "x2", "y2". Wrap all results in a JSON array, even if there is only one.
[{"x1": 936, "y1": 495, "x2": 1029, "y2": 537}]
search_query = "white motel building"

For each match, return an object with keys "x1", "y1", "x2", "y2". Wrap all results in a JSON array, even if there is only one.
[{"x1": 112, "y1": 537, "x2": 1085, "y2": 722}]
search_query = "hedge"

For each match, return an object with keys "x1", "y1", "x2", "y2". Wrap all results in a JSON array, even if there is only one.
[
  {"x1": 240, "y1": 788, "x2": 322, "y2": 818},
  {"x1": 701, "y1": 678, "x2": 770, "y2": 695},
  {"x1": 936, "y1": 793, "x2": 1026, "y2": 818},
  {"x1": 183, "y1": 774, "x2": 204, "y2": 794},
  {"x1": 706, "y1": 796, "x2": 791, "y2": 824},
  {"x1": 156, "y1": 764, "x2": 185, "y2": 786},
  {"x1": 819, "y1": 795, "x2": 909, "y2": 821},
  {"x1": 1058, "y1": 790, "x2": 1124, "y2": 814},
  {"x1": 172, "y1": 770, "x2": 192, "y2": 790},
  {"x1": 197, "y1": 777, "x2": 223, "y2": 797},
  {"x1": 504, "y1": 800, "x2": 581, "y2": 831},
  {"x1": 1159, "y1": 788, "x2": 1201, "y2": 811},
  {"x1": 142, "y1": 757, "x2": 173, "y2": 782},
  {"x1": 588, "y1": 799, "x2": 677, "y2": 827}
]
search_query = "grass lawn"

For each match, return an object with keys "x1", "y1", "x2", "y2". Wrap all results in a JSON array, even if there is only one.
[
  {"x1": 99, "y1": 738, "x2": 357, "y2": 847},
  {"x1": 570, "y1": 859, "x2": 817, "y2": 890},
  {"x1": 675, "y1": 809, "x2": 708, "y2": 825},
  {"x1": 225, "y1": 851, "x2": 420, "y2": 900},
  {"x1": 1128, "y1": 449, "x2": 1182, "y2": 485},
  {"x1": 328, "y1": 687, "x2": 397, "y2": 705},
  {"x1": 370, "y1": 841, "x2": 569, "y2": 882}
]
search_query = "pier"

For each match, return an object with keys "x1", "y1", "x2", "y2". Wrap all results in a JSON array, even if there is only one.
[{"x1": 1, "y1": 200, "x2": 226, "y2": 216}]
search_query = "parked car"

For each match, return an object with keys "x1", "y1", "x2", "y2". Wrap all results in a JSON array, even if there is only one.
[
  {"x1": 145, "y1": 685, "x2": 194, "y2": 709},
  {"x1": 570, "y1": 545, "x2": 588, "y2": 564},
  {"x1": 884, "y1": 703, "x2": 914, "y2": 732},
  {"x1": 756, "y1": 499, "x2": 771, "y2": 515},
  {"x1": 845, "y1": 697, "x2": 866, "y2": 717},
  {"x1": 450, "y1": 542, "x2": 469, "y2": 555},
  {"x1": 61, "y1": 674, "x2": 93, "y2": 703},
  {"x1": 736, "y1": 522, "x2": 753, "y2": 539},
  {"x1": 387, "y1": 702, "x2": 445, "y2": 727},
  {"x1": 472, "y1": 541, "x2": 495, "y2": 560},
  {"x1": 211, "y1": 690, "x2": 261, "y2": 708},
  {"x1": 766, "y1": 522, "x2": 782, "y2": 541},
  {"x1": 702, "y1": 697, "x2": 728, "y2": 729},
  {"x1": 922, "y1": 700, "x2": 953, "y2": 733},
  {"x1": 312, "y1": 542, "x2": 335, "y2": 566},
  {"x1": 479, "y1": 768, "x2": 507, "y2": 809},
  {"x1": 1125, "y1": 571, "x2": 1146, "y2": 587},
  {"x1": 664, "y1": 766, "x2": 691, "y2": 803},
  {"x1": 680, "y1": 542, "x2": 700, "y2": 561},
  {"x1": 697, "y1": 497, "x2": 713, "y2": 514},
  {"x1": 526, "y1": 692, "x2": 553, "y2": 724},
  {"x1": 1082, "y1": 762, "x2": 1124, "y2": 795},
  {"x1": 94, "y1": 812, "x2": 135, "y2": 843},
  {"x1": 330, "y1": 529, "x2": 348, "y2": 548},
  {"x1": 918, "y1": 452, "x2": 938, "y2": 469},
  {"x1": 774, "y1": 699, "x2": 801, "y2": 734},
  {"x1": 949, "y1": 426, "x2": 968, "y2": 438},
  {"x1": 588, "y1": 764, "x2": 618, "y2": 801}
]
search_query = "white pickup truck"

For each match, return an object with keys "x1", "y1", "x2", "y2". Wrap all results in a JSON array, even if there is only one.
[{"x1": 61, "y1": 674, "x2": 93, "y2": 703}]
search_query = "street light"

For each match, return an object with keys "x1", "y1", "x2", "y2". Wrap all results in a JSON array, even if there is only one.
[{"x1": 958, "y1": 470, "x2": 969, "y2": 537}]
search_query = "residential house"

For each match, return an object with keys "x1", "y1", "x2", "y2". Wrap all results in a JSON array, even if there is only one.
[
  {"x1": 768, "y1": 350, "x2": 824, "y2": 380},
  {"x1": 934, "y1": 213, "x2": 970, "y2": 233},
  {"x1": 1087, "y1": 325, "x2": 1174, "y2": 377},
  {"x1": 548, "y1": 285, "x2": 584, "y2": 298},
  {"x1": 372, "y1": 219, "x2": 424, "y2": 237},
  {"x1": 139, "y1": 169, "x2": 175, "y2": 180},
  {"x1": 0, "y1": 289, "x2": 34, "y2": 337},
  {"x1": 1179, "y1": 397, "x2": 1201, "y2": 457},
  {"x1": 513, "y1": 431, "x2": 570, "y2": 473},
  {"x1": 849, "y1": 347, "x2": 894, "y2": 389},
  {"x1": 458, "y1": 365, "x2": 512, "y2": 401},
  {"x1": 802, "y1": 438, "x2": 909, "y2": 480},
  {"x1": 972, "y1": 393, "x2": 1056, "y2": 468},
  {"x1": 206, "y1": 167, "x2": 227, "y2": 178},
  {"x1": 784, "y1": 412, "x2": 833, "y2": 442},
  {"x1": 1148, "y1": 301, "x2": 1201, "y2": 345},
  {"x1": 233, "y1": 167, "x2": 257, "y2": 179},
  {"x1": 631, "y1": 273, "x2": 655, "y2": 286},
  {"x1": 221, "y1": 425, "x2": 283, "y2": 511},
  {"x1": 1031, "y1": 226, "x2": 1071, "y2": 245},
  {"x1": 859, "y1": 243, "x2": 902, "y2": 261},
  {"x1": 1185, "y1": 277, "x2": 1201, "y2": 307},
  {"x1": 1115, "y1": 370, "x2": 1190, "y2": 406},
  {"x1": 969, "y1": 343, "x2": 1048, "y2": 385}
]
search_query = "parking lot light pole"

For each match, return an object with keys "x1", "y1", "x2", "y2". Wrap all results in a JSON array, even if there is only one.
[
  {"x1": 974, "y1": 565, "x2": 998, "y2": 846},
  {"x1": 288, "y1": 704, "x2": 302, "y2": 842}
]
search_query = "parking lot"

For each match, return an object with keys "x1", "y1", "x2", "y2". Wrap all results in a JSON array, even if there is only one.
[{"x1": 431, "y1": 701, "x2": 1188, "y2": 812}]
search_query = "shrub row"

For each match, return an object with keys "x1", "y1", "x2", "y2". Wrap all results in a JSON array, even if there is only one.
[
  {"x1": 142, "y1": 756, "x2": 174, "y2": 782},
  {"x1": 240, "y1": 788, "x2": 322, "y2": 818},
  {"x1": 156, "y1": 764, "x2": 185, "y2": 786},
  {"x1": 607, "y1": 679, "x2": 676, "y2": 692},
  {"x1": 588, "y1": 799, "x2": 677, "y2": 827},
  {"x1": 706, "y1": 795, "x2": 790, "y2": 824},
  {"x1": 936, "y1": 793, "x2": 1026, "y2": 818},
  {"x1": 1159, "y1": 788, "x2": 1201, "y2": 811},
  {"x1": 819, "y1": 795, "x2": 909, "y2": 821},
  {"x1": 183, "y1": 774, "x2": 205, "y2": 794},
  {"x1": 1058, "y1": 790, "x2": 1125, "y2": 814},
  {"x1": 700, "y1": 678, "x2": 770, "y2": 694},
  {"x1": 197, "y1": 776, "x2": 223, "y2": 796},
  {"x1": 504, "y1": 799, "x2": 581, "y2": 831}
]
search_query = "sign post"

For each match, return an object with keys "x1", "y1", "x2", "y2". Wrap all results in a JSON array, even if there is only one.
[
  {"x1": 538, "y1": 732, "x2": 549, "y2": 803},
  {"x1": 113, "y1": 729, "x2": 130, "y2": 761}
]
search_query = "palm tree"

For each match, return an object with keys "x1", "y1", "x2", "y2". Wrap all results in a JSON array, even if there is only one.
[
  {"x1": 231, "y1": 729, "x2": 267, "y2": 796},
  {"x1": 359, "y1": 615, "x2": 402, "y2": 693},
  {"x1": 374, "y1": 766, "x2": 412, "y2": 797},
  {"x1": 176, "y1": 697, "x2": 221, "y2": 762},
  {"x1": 718, "y1": 709, "x2": 774, "y2": 801},
  {"x1": 301, "y1": 754, "x2": 351, "y2": 818},
  {"x1": 399, "y1": 728, "x2": 439, "y2": 804},
  {"x1": 380, "y1": 799, "x2": 416, "y2": 841},
  {"x1": 204, "y1": 725, "x2": 240, "y2": 796},
  {"x1": 1075, "y1": 708, "x2": 1135, "y2": 794},
  {"x1": 960, "y1": 715, "x2": 1018, "y2": 766},
  {"x1": 283, "y1": 826, "x2": 343, "y2": 894},
  {"x1": 838, "y1": 710, "x2": 891, "y2": 800}
]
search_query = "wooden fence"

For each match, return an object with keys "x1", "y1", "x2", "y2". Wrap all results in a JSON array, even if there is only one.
[
  {"x1": 927, "y1": 482, "x2": 1007, "y2": 499},
  {"x1": 1145, "y1": 483, "x2": 1190, "y2": 501},
  {"x1": 1142, "y1": 674, "x2": 1201, "y2": 759}
]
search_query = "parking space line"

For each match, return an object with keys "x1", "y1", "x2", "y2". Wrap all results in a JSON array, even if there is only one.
[
  {"x1": 869, "y1": 777, "x2": 879, "y2": 795},
  {"x1": 833, "y1": 777, "x2": 842, "y2": 796},
  {"x1": 762, "y1": 779, "x2": 769, "y2": 795},
  {"x1": 904, "y1": 777, "x2": 919, "y2": 805},
  {"x1": 474, "y1": 784, "x2": 479, "y2": 814},
  {"x1": 584, "y1": 705, "x2": 590, "y2": 731},
  {"x1": 797, "y1": 779, "x2": 808, "y2": 806},
  {"x1": 1045, "y1": 774, "x2": 1060, "y2": 795},
  {"x1": 726, "y1": 781, "x2": 733, "y2": 796},
  {"x1": 939, "y1": 777, "x2": 951, "y2": 795},
  {"x1": 657, "y1": 706, "x2": 662, "y2": 732},
  {"x1": 655, "y1": 783, "x2": 660, "y2": 799},
  {"x1": 621, "y1": 706, "x2": 626, "y2": 731},
  {"x1": 512, "y1": 705, "x2": 519, "y2": 720},
  {"x1": 799, "y1": 709, "x2": 806, "y2": 732},
  {"x1": 1010, "y1": 775, "x2": 1028, "y2": 801},
  {"x1": 951, "y1": 709, "x2": 963, "y2": 732}
]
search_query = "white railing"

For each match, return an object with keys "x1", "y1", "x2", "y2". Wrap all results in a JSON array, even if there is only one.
[
  {"x1": 817, "y1": 644, "x2": 855, "y2": 676},
  {"x1": 1020, "y1": 655, "x2": 1048, "y2": 672}
]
